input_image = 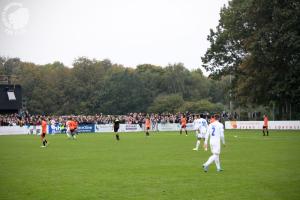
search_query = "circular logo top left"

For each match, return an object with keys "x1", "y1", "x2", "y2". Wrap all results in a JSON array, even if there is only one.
[{"x1": 2, "y1": 2, "x2": 30, "y2": 35}]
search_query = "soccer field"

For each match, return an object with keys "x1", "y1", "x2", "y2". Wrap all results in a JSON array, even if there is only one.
[{"x1": 0, "y1": 130, "x2": 300, "y2": 200}]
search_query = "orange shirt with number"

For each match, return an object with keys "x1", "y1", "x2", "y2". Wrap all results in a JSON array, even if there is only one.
[
  {"x1": 145, "y1": 119, "x2": 151, "y2": 128},
  {"x1": 181, "y1": 117, "x2": 187, "y2": 126},
  {"x1": 42, "y1": 120, "x2": 47, "y2": 134},
  {"x1": 264, "y1": 116, "x2": 268, "y2": 127}
]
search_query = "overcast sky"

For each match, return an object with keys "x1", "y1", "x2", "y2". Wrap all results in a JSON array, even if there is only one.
[{"x1": 0, "y1": 0, "x2": 228, "y2": 73}]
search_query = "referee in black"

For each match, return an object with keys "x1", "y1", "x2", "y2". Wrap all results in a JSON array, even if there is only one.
[{"x1": 113, "y1": 117, "x2": 120, "y2": 141}]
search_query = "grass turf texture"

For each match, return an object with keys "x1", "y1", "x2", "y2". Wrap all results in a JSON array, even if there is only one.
[{"x1": 0, "y1": 130, "x2": 300, "y2": 200}]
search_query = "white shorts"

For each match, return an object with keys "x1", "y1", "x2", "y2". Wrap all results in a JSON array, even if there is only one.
[
  {"x1": 210, "y1": 143, "x2": 221, "y2": 154},
  {"x1": 200, "y1": 128, "x2": 206, "y2": 135},
  {"x1": 197, "y1": 133, "x2": 204, "y2": 139}
]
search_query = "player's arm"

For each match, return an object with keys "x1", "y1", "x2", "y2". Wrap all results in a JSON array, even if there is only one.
[
  {"x1": 220, "y1": 124, "x2": 225, "y2": 146},
  {"x1": 204, "y1": 125, "x2": 210, "y2": 149}
]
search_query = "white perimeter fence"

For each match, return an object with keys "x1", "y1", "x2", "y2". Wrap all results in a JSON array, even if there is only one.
[{"x1": 0, "y1": 121, "x2": 299, "y2": 135}]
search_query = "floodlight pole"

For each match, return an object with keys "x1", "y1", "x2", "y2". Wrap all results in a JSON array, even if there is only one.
[{"x1": 229, "y1": 74, "x2": 232, "y2": 115}]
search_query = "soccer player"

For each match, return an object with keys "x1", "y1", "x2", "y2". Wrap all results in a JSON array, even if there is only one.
[
  {"x1": 66, "y1": 118, "x2": 71, "y2": 138},
  {"x1": 145, "y1": 116, "x2": 151, "y2": 136},
  {"x1": 203, "y1": 114, "x2": 225, "y2": 172},
  {"x1": 263, "y1": 114, "x2": 269, "y2": 136},
  {"x1": 66, "y1": 118, "x2": 72, "y2": 138},
  {"x1": 50, "y1": 117, "x2": 56, "y2": 134},
  {"x1": 193, "y1": 114, "x2": 201, "y2": 150},
  {"x1": 69, "y1": 119, "x2": 77, "y2": 139},
  {"x1": 74, "y1": 119, "x2": 78, "y2": 135},
  {"x1": 66, "y1": 118, "x2": 76, "y2": 139},
  {"x1": 113, "y1": 117, "x2": 120, "y2": 140},
  {"x1": 193, "y1": 114, "x2": 208, "y2": 151},
  {"x1": 180, "y1": 114, "x2": 188, "y2": 136},
  {"x1": 41, "y1": 117, "x2": 48, "y2": 147}
]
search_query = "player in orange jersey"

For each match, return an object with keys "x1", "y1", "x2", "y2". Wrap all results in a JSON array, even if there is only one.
[
  {"x1": 145, "y1": 116, "x2": 151, "y2": 136},
  {"x1": 263, "y1": 114, "x2": 269, "y2": 136},
  {"x1": 41, "y1": 117, "x2": 48, "y2": 147},
  {"x1": 69, "y1": 119, "x2": 77, "y2": 139},
  {"x1": 74, "y1": 119, "x2": 78, "y2": 135},
  {"x1": 180, "y1": 114, "x2": 188, "y2": 136}
]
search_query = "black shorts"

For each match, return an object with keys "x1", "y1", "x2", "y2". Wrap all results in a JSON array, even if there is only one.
[
  {"x1": 70, "y1": 129, "x2": 75, "y2": 135},
  {"x1": 41, "y1": 133, "x2": 46, "y2": 138},
  {"x1": 181, "y1": 125, "x2": 186, "y2": 129},
  {"x1": 263, "y1": 126, "x2": 268, "y2": 129},
  {"x1": 146, "y1": 127, "x2": 150, "y2": 130},
  {"x1": 114, "y1": 127, "x2": 119, "y2": 132}
]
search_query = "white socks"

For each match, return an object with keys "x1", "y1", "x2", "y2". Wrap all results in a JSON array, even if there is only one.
[
  {"x1": 215, "y1": 154, "x2": 220, "y2": 170},
  {"x1": 195, "y1": 140, "x2": 200, "y2": 149}
]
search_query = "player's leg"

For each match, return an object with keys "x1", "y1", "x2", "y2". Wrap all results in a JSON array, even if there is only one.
[
  {"x1": 70, "y1": 130, "x2": 76, "y2": 139},
  {"x1": 262, "y1": 126, "x2": 265, "y2": 136},
  {"x1": 41, "y1": 133, "x2": 46, "y2": 147},
  {"x1": 180, "y1": 128, "x2": 182, "y2": 135},
  {"x1": 196, "y1": 139, "x2": 200, "y2": 150},
  {"x1": 214, "y1": 154, "x2": 223, "y2": 172},
  {"x1": 203, "y1": 154, "x2": 216, "y2": 172},
  {"x1": 185, "y1": 127, "x2": 188, "y2": 136},
  {"x1": 203, "y1": 144, "x2": 220, "y2": 172},
  {"x1": 66, "y1": 128, "x2": 71, "y2": 138},
  {"x1": 115, "y1": 127, "x2": 120, "y2": 140},
  {"x1": 266, "y1": 126, "x2": 269, "y2": 136},
  {"x1": 212, "y1": 145, "x2": 222, "y2": 171},
  {"x1": 199, "y1": 131, "x2": 205, "y2": 148},
  {"x1": 193, "y1": 131, "x2": 200, "y2": 150}
]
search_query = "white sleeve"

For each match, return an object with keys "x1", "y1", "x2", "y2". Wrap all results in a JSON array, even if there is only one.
[
  {"x1": 220, "y1": 124, "x2": 225, "y2": 145},
  {"x1": 204, "y1": 125, "x2": 210, "y2": 145}
]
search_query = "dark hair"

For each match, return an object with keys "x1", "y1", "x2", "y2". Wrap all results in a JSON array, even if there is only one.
[
  {"x1": 200, "y1": 114, "x2": 204, "y2": 118},
  {"x1": 214, "y1": 114, "x2": 220, "y2": 120}
]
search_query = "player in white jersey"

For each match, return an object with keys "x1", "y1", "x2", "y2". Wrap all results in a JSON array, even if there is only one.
[
  {"x1": 50, "y1": 118, "x2": 56, "y2": 134},
  {"x1": 203, "y1": 114, "x2": 225, "y2": 172},
  {"x1": 193, "y1": 114, "x2": 208, "y2": 150}
]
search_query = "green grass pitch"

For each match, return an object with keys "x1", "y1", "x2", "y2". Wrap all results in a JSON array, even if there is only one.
[{"x1": 0, "y1": 130, "x2": 300, "y2": 200}]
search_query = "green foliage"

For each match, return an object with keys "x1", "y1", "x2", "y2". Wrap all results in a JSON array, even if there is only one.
[
  {"x1": 202, "y1": 0, "x2": 300, "y2": 119},
  {"x1": 179, "y1": 100, "x2": 224, "y2": 113},
  {"x1": 0, "y1": 56, "x2": 229, "y2": 114},
  {"x1": 148, "y1": 94, "x2": 184, "y2": 113}
]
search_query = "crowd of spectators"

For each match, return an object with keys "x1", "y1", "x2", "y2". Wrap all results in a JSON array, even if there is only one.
[
  {"x1": 0, "y1": 110, "x2": 246, "y2": 127},
  {"x1": 0, "y1": 112, "x2": 207, "y2": 127}
]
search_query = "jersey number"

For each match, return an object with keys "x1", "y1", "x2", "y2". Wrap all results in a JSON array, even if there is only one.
[{"x1": 212, "y1": 126, "x2": 215, "y2": 136}]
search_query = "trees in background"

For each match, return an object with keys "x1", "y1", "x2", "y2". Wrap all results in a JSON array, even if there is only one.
[
  {"x1": 0, "y1": 56, "x2": 228, "y2": 115},
  {"x1": 2, "y1": 1, "x2": 298, "y2": 118},
  {"x1": 202, "y1": 0, "x2": 300, "y2": 119}
]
